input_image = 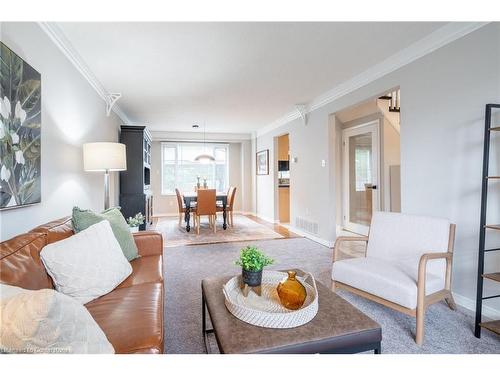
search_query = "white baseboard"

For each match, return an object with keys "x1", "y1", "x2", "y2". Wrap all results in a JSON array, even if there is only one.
[
  {"x1": 234, "y1": 211, "x2": 256, "y2": 216},
  {"x1": 253, "y1": 213, "x2": 279, "y2": 224},
  {"x1": 281, "y1": 224, "x2": 335, "y2": 248},
  {"x1": 152, "y1": 212, "x2": 178, "y2": 218},
  {"x1": 452, "y1": 292, "x2": 500, "y2": 320},
  {"x1": 251, "y1": 213, "x2": 334, "y2": 247}
]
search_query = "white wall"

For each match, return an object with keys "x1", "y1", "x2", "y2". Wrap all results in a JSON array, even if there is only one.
[
  {"x1": 0, "y1": 22, "x2": 121, "y2": 241},
  {"x1": 255, "y1": 23, "x2": 500, "y2": 312},
  {"x1": 240, "y1": 139, "x2": 254, "y2": 213}
]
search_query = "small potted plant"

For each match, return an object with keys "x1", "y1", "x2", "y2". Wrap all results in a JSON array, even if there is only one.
[
  {"x1": 127, "y1": 213, "x2": 145, "y2": 233},
  {"x1": 235, "y1": 245, "x2": 274, "y2": 287}
]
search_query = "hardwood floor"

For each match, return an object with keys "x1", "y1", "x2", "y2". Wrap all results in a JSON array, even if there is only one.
[{"x1": 244, "y1": 215, "x2": 301, "y2": 239}]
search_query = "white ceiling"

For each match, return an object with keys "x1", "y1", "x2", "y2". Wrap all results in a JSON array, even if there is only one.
[{"x1": 58, "y1": 22, "x2": 446, "y2": 134}]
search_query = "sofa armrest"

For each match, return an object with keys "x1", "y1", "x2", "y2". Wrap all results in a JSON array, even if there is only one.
[
  {"x1": 333, "y1": 236, "x2": 369, "y2": 261},
  {"x1": 133, "y1": 231, "x2": 163, "y2": 257}
]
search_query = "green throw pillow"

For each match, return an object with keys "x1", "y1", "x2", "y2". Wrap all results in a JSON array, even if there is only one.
[{"x1": 72, "y1": 206, "x2": 140, "y2": 261}]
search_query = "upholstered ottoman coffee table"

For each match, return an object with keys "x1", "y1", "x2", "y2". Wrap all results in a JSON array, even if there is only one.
[{"x1": 201, "y1": 270, "x2": 382, "y2": 354}]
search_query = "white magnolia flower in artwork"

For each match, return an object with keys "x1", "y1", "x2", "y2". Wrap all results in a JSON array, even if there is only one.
[
  {"x1": 6, "y1": 196, "x2": 16, "y2": 207},
  {"x1": 11, "y1": 132, "x2": 19, "y2": 144},
  {"x1": 0, "y1": 96, "x2": 11, "y2": 119},
  {"x1": 15, "y1": 150, "x2": 25, "y2": 165},
  {"x1": 0, "y1": 165, "x2": 11, "y2": 182},
  {"x1": 0, "y1": 119, "x2": 5, "y2": 139},
  {"x1": 15, "y1": 101, "x2": 27, "y2": 124}
]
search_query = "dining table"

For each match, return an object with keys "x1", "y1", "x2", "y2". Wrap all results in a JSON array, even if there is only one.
[{"x1": 183, "y1": 192, "x2": 228, "y2": 232}]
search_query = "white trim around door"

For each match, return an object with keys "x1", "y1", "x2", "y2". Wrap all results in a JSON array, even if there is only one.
[{"x1": 342, "y1": 120, "x2": 380, "y2": 235}]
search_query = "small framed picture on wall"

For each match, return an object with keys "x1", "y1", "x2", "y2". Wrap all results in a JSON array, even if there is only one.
[{"x1": 256, "y1": 149, "x2": 269, "y2": 175}]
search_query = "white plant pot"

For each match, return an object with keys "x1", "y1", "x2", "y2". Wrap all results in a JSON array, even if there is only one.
[{"x1": 129, "y1": 226, "x2": 139, "y2": 233}]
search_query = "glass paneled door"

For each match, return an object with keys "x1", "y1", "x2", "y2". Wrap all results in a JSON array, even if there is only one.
[{"x1": 342, "y1": 121, "x2": 380, "y2": 235}]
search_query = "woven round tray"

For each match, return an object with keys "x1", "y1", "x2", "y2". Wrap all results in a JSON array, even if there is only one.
[{"x1": 222, "y1": 271, "x2": 318, "y2": 329}]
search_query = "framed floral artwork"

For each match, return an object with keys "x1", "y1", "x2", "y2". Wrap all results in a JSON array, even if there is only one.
[
  {"x1": 256, "y1": 149, "x2": 269, "y2": 175},
  {"x1": 0, "y1": 42, "x2": 41, "y2": 210}
]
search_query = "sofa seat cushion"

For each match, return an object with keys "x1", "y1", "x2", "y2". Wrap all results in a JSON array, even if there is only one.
[
  {"x1": 332, "y1": 257, "x2": 445, "y2": 309},
  {"x1": 85, "y1": 282, "x2": 163, "y2": 354},
  {"x1": 117, "y1": 255, "x2": 163, "y2": 289}
]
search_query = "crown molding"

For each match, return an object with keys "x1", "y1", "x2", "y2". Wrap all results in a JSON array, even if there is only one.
[
  {"x1": 150, "y1": 130, "x2": 252, "y2": 142},
  {"x1": 37, "y1": 22, "x2": 132, "y2": 124},
  {"x1": 257, "y1": 22, "x2": 489, "y2": 137}
]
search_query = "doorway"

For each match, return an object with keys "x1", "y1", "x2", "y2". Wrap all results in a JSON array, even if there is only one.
[
  {"x1": 342, "y1": 121, "x2": 380, "y2": 235},
  {"x1": 333, "y1": 89, "x2": 401, "y2": 236},
  {"x1": 277, "y1": 134, "x2": 290, "y2": 223}
]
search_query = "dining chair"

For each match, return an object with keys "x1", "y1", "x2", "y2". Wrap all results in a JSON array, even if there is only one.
[
  {"x1": 217, "y1": 186, "x2": 237, "y2": 227},
  {"x1": 175, "y1": 188, "x2": 196, "y2": 228},
  {"x1": 195, "y1": 189, "x2": 217, "y2": 234},
  {"x1": 175, "y1": 188, "x2": 185, "y2": 227}
]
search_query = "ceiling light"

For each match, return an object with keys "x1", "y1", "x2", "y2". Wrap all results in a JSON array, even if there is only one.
[{"x1": 194, "y1": 123, "x2": 215, "y2": 163}]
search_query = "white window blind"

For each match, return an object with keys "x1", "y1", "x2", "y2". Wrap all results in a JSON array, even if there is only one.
[{"x1": 161, "y1": 142, "x2": 229, "y2": 194}]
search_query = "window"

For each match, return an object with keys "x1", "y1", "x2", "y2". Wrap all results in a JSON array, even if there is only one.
[
  {"x1": 354, "y1": 147, "x2": 372, "y2": 191},
  {"x1": 161, "y1": 142, "x2": 229, "y2": 195}
]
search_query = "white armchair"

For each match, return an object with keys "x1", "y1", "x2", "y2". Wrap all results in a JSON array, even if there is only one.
[{"x1": 331, "y1": 211, "x2": 456, "y2": 346}]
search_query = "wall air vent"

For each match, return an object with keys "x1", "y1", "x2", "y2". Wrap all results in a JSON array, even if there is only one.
[{"x1": 295, "y1": 217, "x2": 319, "y2": 235}]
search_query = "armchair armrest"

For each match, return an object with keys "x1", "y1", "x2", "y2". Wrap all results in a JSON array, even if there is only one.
[
  {"x1": 133, "y1": 231, "x2": 163, "y2": 257},
  {"x1": 333, "y1": 236, "x2": 369, "y2": 261},
  {"x1": 417, "y1": 252, "x2": 453, "y2": 298}
]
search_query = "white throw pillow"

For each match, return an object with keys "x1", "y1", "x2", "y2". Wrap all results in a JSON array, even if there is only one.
[
  {"x1": 40, "y1": 220, "x2": 132, "y2": 304},
  {"x1": 0, "y1": 284, "x2": 114, "y2": 354}
]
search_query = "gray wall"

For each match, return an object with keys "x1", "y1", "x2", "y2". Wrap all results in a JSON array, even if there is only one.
[
  {"x1": 255, "y1": 23, "x2": 500, "y2": 313},
  {"x1": 382, "y1": 117, "x2": 401, "y2": 212},
  {"x1": 0, "y1": 22, "x2": 121, "y2": 241}
]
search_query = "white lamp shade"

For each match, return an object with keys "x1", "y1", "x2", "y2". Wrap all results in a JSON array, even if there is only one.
[{"x1": 83, "y1": 142, "x2": 127, "y2": 171}]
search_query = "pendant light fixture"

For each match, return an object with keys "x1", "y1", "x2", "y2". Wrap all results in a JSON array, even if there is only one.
[{"x1": 194, "y1": 123, "x2": 215, "y2": 164}]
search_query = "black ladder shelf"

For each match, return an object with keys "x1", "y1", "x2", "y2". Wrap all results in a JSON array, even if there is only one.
[{"x1": 475, "y1": 103, "x2": 500, "y2": 338}]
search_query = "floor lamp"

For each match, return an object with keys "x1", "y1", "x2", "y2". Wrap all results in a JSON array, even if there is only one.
[{"x1": 83, "y1": 142, "x2": 127, "y2": 210}]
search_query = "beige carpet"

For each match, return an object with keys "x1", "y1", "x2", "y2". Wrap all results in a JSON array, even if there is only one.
[{"x1": 155, "y1": 214, "x2": 286, "y2": 247}]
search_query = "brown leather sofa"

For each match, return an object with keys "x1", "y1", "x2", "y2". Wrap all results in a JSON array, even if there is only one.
[{"x1": 0, "y1": 217, "x2": 164, "y2": 354}]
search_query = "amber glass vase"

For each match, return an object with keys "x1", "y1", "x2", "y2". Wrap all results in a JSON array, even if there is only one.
[{"x1": 277, "y1": 271, "x2": 307, "y2": 310}]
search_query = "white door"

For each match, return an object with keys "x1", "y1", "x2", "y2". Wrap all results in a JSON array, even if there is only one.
[{"x1": 342, "y1": 121, "x2": 380, "y2": 235}]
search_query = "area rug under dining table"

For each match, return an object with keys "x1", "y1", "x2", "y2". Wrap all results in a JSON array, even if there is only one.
[{"x1": 155, "y1": 214, "x2": 286, "y2": 247}]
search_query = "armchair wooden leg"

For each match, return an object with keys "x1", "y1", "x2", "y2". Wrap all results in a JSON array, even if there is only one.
[
  {"x1": 213, "y1": 215, "x2": 217, "y2": 234},
  {"x1": 331, "y1": 280, "x2": 336, "y2": 292},
  {"x1": 415, "y1": 304, "x2": 425, "y2": 346},
  {"x1": 231, "y1": 211, "x2": 234, "y2": 227},
  {"x1": 196, "y1": 215, "x2": 200, "y2": 235},
  {"x1": 445, "y1": 295, "x2": 457, "y2": 311}
]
